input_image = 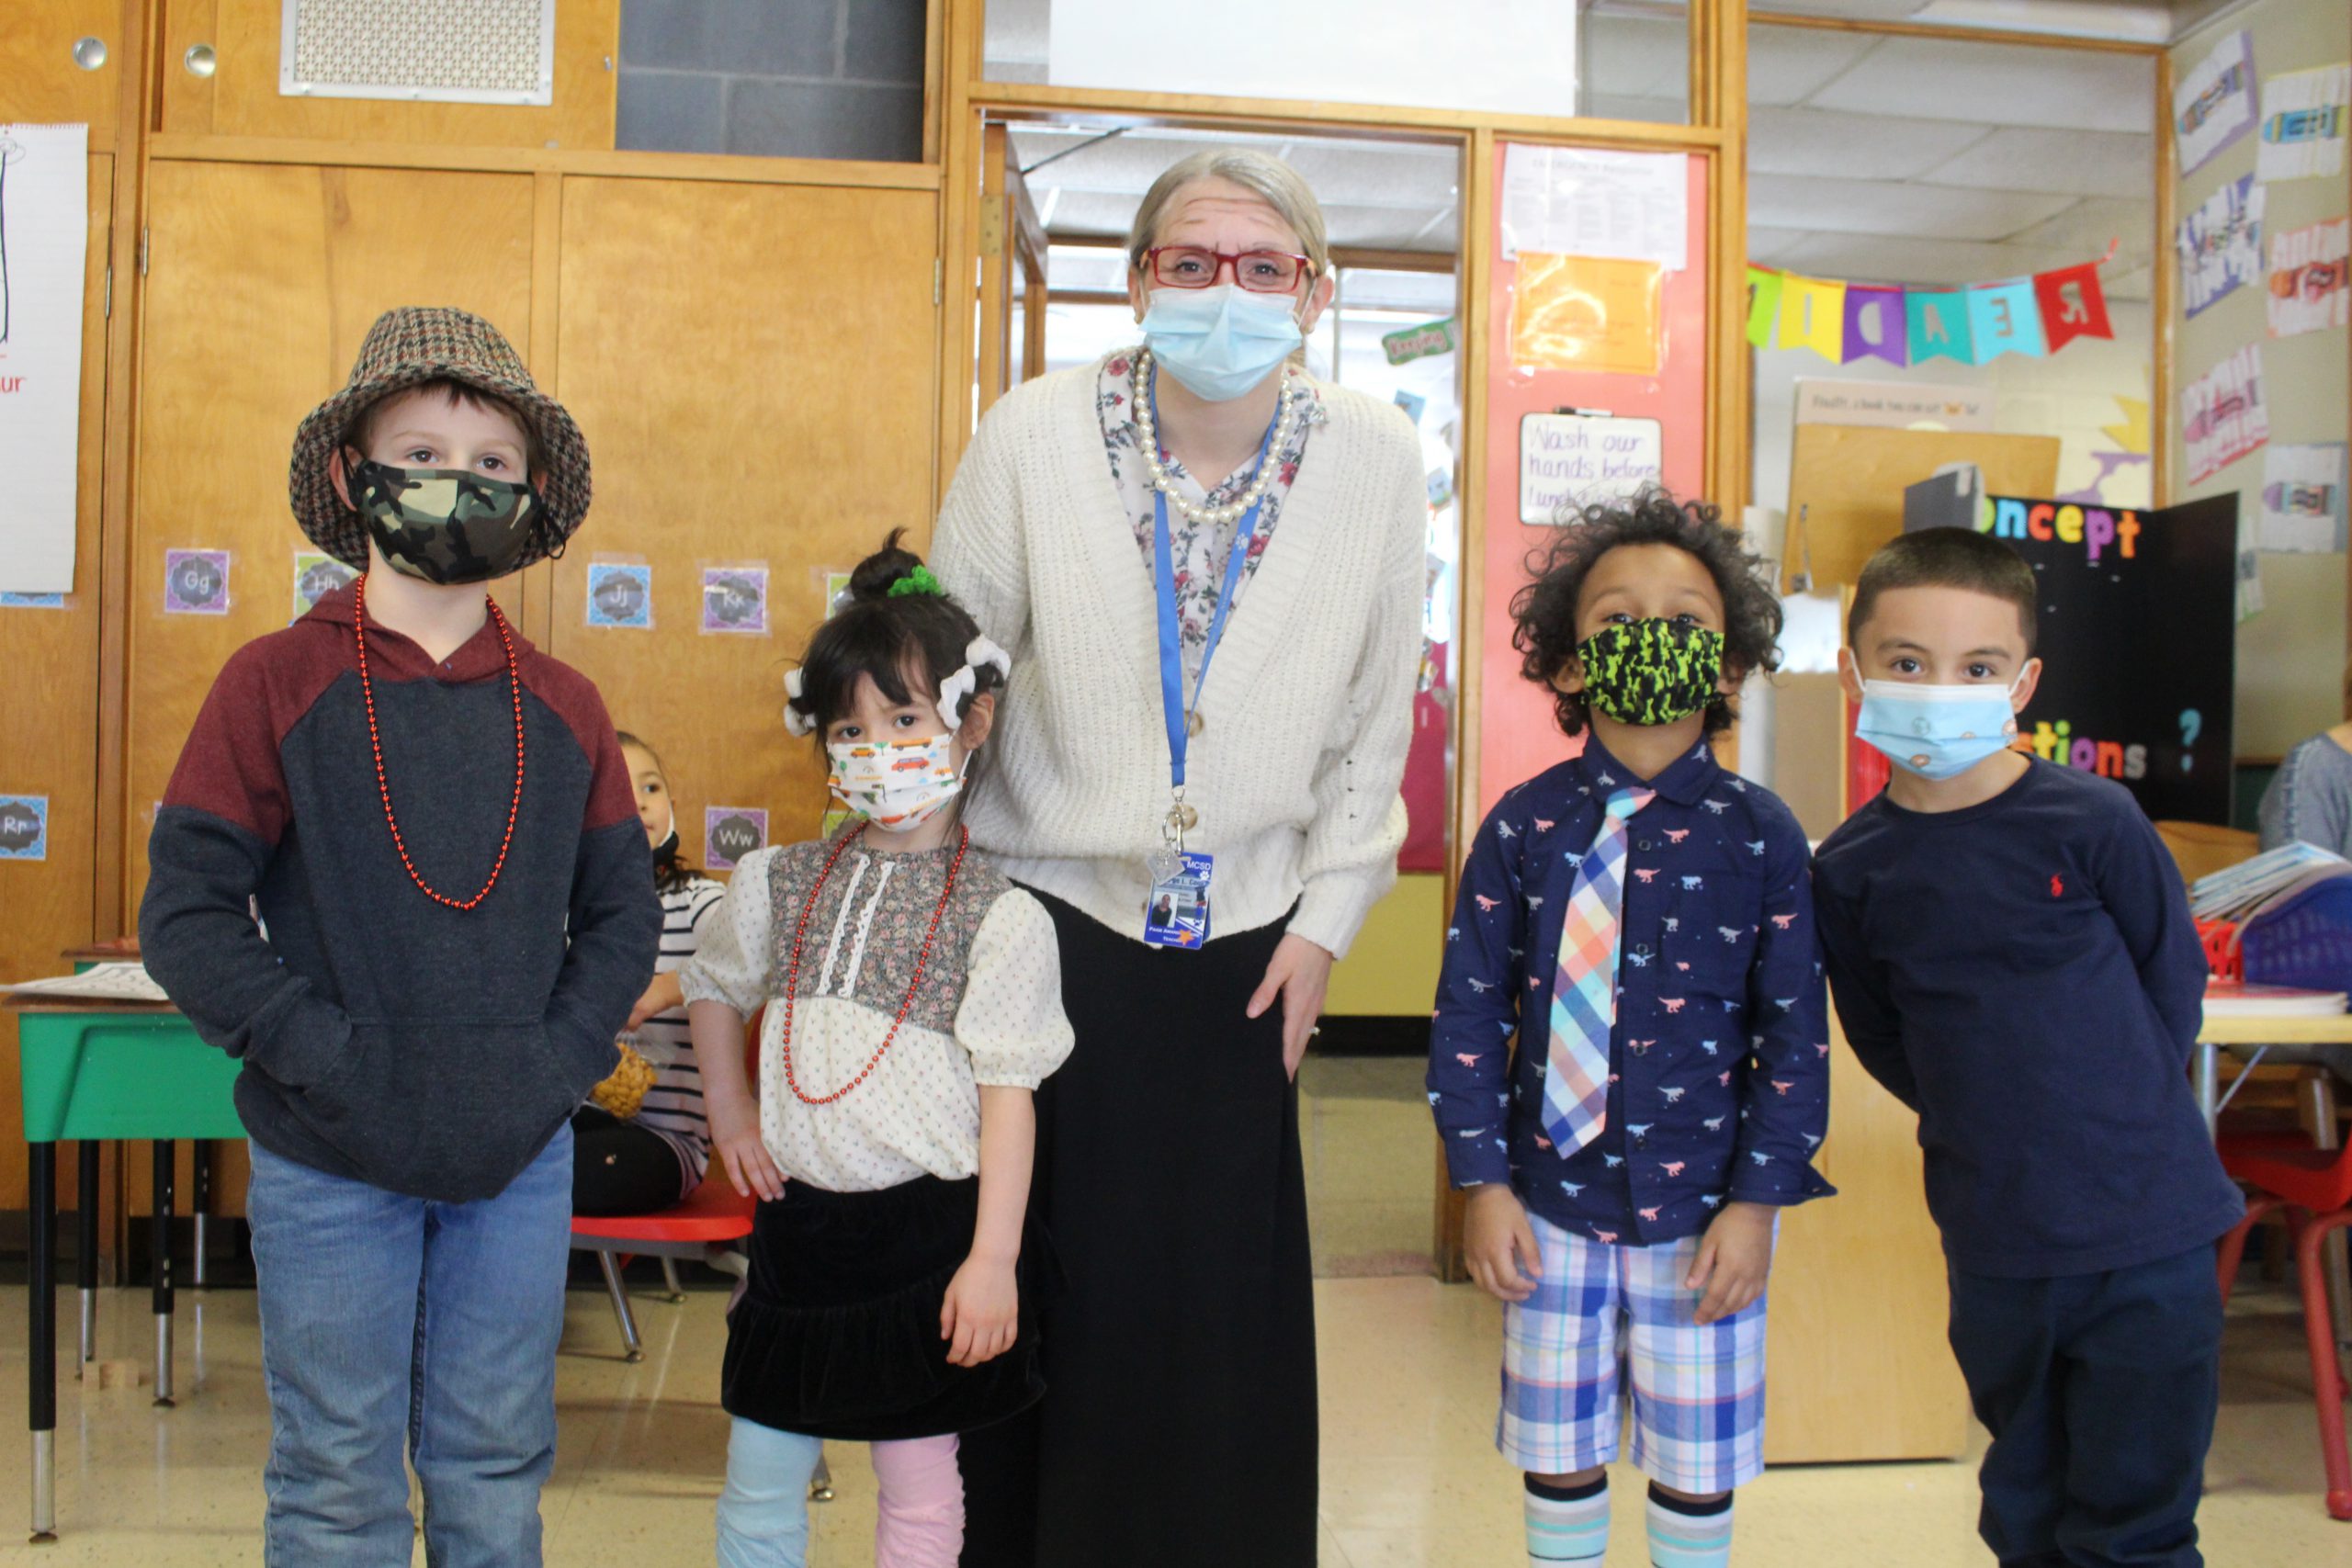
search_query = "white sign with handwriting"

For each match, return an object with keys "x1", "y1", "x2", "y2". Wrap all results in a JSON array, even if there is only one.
[{"x1": 1520, "y1": 412, "x2": 1664, "y2": 525}]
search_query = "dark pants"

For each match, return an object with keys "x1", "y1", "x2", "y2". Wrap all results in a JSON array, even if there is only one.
[
  {"x1": 1947, "y1": 1244, "x2": 2223, "y2": 1568},
  {"x1": 960, "y1": 893, "x2": 1317, "y2": 1568},
  {"x1": 569, "y1": 1107, "x2": 687, "y2": 1215}
]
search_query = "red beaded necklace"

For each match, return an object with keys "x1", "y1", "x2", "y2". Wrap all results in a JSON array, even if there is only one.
[
  {"x1": 353, "y1": 572, "x2": 526, "y2": 912},
  {"x1": 779, "y1": 821, "x2": 969, "y2": 1107}
]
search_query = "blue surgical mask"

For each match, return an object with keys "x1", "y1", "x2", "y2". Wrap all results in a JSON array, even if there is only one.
[
  {"x1": 1854, "y1": 678, "x2": 2023, "y2": 781},
  {"x1": 1139, "y1": 284, "x2": 1303, "y2": 402}
]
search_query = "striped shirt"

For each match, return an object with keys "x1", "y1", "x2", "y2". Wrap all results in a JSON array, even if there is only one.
[{"x1": 633, "y1": 877, "x2": 726, "y2": 1190}]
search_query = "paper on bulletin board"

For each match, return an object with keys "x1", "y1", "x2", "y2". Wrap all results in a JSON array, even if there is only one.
[
  {"x1": 2268, "y1": 219, "x2": 2349, "y2": 337},
  {"x1": 1519, "y1": 411, "x2": 1665, "y2": 525},
  {"x1": 1498, "y1": 146, "x2": 1687, "y2": 269},
  {"x1": 1508, "y1": 254, "x2": 1662, "y2": 376},
  {"x1": 0, "y1": 125, "x2": 90, "y2": 595},
  {"x1": 2176, "y1": 175, "x2": 2264, "y2": 319},
  {"x1": 2256, "y1": 62, "x2": 2349, "y2": 182},
  {"x1": 2174, "y1": 30, "x2": 2257, "y2": 176},
  {"x1": 2259, "y1": 443, "x2": 2348, "y2": 554},
  {"x1": 2182, "y1": 345, "x2": 2270, "y2": 487}
]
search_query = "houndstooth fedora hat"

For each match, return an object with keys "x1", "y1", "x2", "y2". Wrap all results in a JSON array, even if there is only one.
[{"x1": 288, "y1": 307, "x2": 591, "y2": 571}]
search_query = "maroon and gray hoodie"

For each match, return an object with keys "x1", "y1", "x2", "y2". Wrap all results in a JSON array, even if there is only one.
[{"x1": 139, "y1": 586, "x2": 661, "y2": 1203}]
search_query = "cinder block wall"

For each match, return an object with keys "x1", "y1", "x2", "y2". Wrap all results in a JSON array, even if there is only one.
[{"x1": 617, "y1": 0, "x2": 927, "y2": 161}]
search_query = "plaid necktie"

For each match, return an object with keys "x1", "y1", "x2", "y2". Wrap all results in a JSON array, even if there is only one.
[{"x1": 1543, "y1": 785, "x2": 1656, "y2": 1155}]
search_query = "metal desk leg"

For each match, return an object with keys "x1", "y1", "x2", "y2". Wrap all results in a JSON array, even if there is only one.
[
  {"x1": 2303, "y1": 1074, "x2": 2352, "y2": 1353},
  {"x1": 595, "y1": 1252, "x2": 644, "y2": 1362},
  {"x1": 29, "y1": 1140, "x2": 57, "y2": 1541},
  {"x1": 77, "y1": 1142, "x2": 98, "y2": 1375},
  {"x1": 190, "y1": 1140, "x2": 210, "y2": 1289},
  {"x1": 153, "y1": 1141, "x2": 174, "y2": 1409},
  {"x1": 2195, "y1": 1042, "x2": 2219, "y2": 1137}
]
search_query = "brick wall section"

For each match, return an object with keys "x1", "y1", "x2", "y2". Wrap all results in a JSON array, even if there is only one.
[{"x1": 617, "y1": 0, "x2": 927, "y2": 162}]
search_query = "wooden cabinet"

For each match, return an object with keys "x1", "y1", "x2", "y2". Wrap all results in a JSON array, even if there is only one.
[
  {"x1": 547, "y1": 176, "x2": 942, "y2": 856},
  {"x1": 1764, "y1": 1015, "x2": 1973, "y2": 1462}
]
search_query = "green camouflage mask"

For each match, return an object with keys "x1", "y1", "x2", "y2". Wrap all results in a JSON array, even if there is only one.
[
  {"x1": 1576, "y1": 618, "x2": 1725, "y2": 727},
  {"x1": 349, "y1": 459, "x2": 541, "y2": 585}
]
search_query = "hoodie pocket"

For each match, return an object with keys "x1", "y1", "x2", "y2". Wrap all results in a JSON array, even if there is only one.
[{"x1": 297, "y1": 1021, "x2": 592, "y2": 1201}]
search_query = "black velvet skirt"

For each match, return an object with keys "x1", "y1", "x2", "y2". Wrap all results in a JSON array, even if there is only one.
[{"x1": 721, "y1": 1174, "x2": 1054, "y2": 1442}]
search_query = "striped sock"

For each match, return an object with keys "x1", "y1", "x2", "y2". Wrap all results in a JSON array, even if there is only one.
[
  {"x1": 1525, "y1": 1473, "x2": 1610, "y2": 1565},
  {"x1": 1645, "y1": 1483, "x2": 1734, "y2": 1568}
]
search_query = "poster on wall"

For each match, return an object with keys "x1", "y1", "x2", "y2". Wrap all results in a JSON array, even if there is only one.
[
  {"x1": 2256, "y1": 62, "x2": 2350, "y2": 182},
  {"x1": 0, "y1": 124, "x2": 90, "y2": 596},
  {"x1": 1519, "y1": 412, "x2": 1664, "y2": 524},
  {"x1": 2174, "y1": 30, "x2": 2257, "y2": 176},
  {"x1": 1903, "y1": 493, "x2": 2237, "y2": 823},
  {"x1": 1507, "y1": 254, "x2": 1663, "y2": 374},
  {"x1": 2259, "y1": 443, "x2": 2348, "y2": 554},
  {"x1": 2267, "y1": 219, "x2": 2349, "y2": 337},
  {"x1": 2176, "y1": 176, "x2": 2265, "y2": 318},
  {"x1": 2182, "y1": 345, "x2": 2269, "y2": 485},
  {"x1": 1499, "y1": 146, "x2": 1687, "y2": 268}
]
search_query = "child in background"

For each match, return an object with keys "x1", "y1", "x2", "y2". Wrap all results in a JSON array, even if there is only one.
[
  {"x1": 1814, "y1": 528, "x2": 2241, "y2": 1568},
  {"x1": 571, "y1": 732, "x2": 728, "y2": 1213},
  {"x1": 1429, "y1": 491, "x2": 1831, "y2": 1568},
  {"x1": 684, "y1": 537, "x2": 1073, "y2": 1568},
  {"x1": 140, "y1": 308, "x2": 660, "y2": 1562}
]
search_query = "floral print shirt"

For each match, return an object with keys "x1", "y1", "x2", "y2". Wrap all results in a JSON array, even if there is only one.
[{"x1": 1097, "y1": 349, "x2": 1328, "y2": 694}]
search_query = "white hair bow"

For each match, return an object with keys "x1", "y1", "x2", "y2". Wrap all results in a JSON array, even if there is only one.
[
  {"x1": 936, "y1": 637, "x2": 1012, "y2": 731},
  {"x1": 782, "y1": 666, "x2": 816, "y2": 738}
]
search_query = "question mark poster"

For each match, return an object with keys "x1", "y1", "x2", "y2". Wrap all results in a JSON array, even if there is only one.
[
  {"x1": 1905, "y1": 492, "x2": 2237, "y2": 823},
  {"x1": 0, "y1": 124, "x2": 89, "y2": 595}
]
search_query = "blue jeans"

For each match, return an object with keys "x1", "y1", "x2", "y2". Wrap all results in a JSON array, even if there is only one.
[{"x1": 247, "y1": 1122, "x2": 573, "y2": 1567}]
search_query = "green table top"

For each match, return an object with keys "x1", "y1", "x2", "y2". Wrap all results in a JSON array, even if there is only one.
[{"x1": 13, "y1": 1007, "x2": 245, "y2": 1143}]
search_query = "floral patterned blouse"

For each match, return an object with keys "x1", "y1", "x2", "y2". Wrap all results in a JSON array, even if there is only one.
[{"x1": 1097, "y1": 349, "x2": 1328, "y2": 694}]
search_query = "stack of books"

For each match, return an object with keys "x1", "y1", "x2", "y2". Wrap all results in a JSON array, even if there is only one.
[{"x1": 2190, "y1": 840, "x2": 2352, "y2": 923}]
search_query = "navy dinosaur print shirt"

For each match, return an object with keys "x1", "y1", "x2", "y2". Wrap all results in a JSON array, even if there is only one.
[{"x1": 1428, "y1": 737, "x2": 1833, "y2": 1246}]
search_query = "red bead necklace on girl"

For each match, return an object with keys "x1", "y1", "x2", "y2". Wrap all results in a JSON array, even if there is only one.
[{"x1": 778, "y1": 821, "x2": 969, "y2": 1106}]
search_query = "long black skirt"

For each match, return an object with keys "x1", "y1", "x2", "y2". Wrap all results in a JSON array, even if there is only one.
[
  {"x1": 723, "y1": 1174, "x2": 1050, "y2": 1443},
  {"x1": 960, "y1": 893, "x2": 1317, "y2": 1567}
]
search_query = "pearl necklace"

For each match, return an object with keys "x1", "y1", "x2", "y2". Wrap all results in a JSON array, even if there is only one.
[{"x1": 1131, "y1": 347, "x2": 1302, "y2": 529}]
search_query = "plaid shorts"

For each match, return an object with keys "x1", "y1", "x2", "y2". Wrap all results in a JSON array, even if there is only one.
[{"x1": 1496, "y1": 1211, "x2": 1770, "y2": 1493}]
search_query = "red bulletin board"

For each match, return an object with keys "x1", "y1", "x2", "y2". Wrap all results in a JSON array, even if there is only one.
[{"x1": 1476, "y1": 144, "x2": 1713, "y2": 819}]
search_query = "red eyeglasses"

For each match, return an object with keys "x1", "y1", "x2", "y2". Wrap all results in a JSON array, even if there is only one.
[{"x1": 1143, "y1": 246, "x2": 1316, "y2": 293}]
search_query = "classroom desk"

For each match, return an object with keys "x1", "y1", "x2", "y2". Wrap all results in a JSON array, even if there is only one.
[
  {"x1": 2197, "y1": 1011, "x2": 2352, "y2": 1351},
  {"x1": 7, "y1": 997, "x2": 243, "y2": 1542}
]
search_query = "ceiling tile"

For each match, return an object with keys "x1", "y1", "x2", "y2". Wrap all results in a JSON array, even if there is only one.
[
  {"x1": 1920, "y1": 127, "x2": 2154, "y2": 197},
  {"x1": 1804, "y1": 36, "x2": 2155, "y2": 132},
  {"x1": 1770, "y1": 231, "x2": 2091, "y2": 287},
  {"x1": 1747, "y1": 26, "x2": 1883, "y2": 107},
  {"x1": 1749, "y1": 173, "x2": 2078, "y2": 241},
  {"x1": 1746, "y1": 225, "x2": 1815, "y2": 265},
  {"x1": 1749, "y1": 106, "x2": 1993, "y2": 180},
  {"x1": 2004, "y1": 196, "x2": 2154, "y2": 256},
  {"x1": 1578, "y1": 13, "x2": 1690, "y2": 102}
]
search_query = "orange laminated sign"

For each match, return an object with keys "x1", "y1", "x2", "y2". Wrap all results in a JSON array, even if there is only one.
[{"x1": 1507, "y1": 253, "x2": 1665, "y2": 376}]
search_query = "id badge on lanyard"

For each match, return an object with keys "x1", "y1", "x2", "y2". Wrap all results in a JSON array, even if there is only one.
[{"x1": 1142, "y1": 393, "x2": 1281, "y2": 951}]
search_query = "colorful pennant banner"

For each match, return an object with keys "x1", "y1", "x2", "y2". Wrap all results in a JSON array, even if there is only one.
[{"x1": 1746, "y1": 252, "x2": 2116, "y2": 366}]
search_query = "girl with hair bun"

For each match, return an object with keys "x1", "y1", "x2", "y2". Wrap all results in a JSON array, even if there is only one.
[{"x1": 683, "y1": 535, "x2": 1073, "y2": 1568}]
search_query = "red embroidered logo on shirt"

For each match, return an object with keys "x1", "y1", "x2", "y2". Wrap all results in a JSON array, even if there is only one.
[{"x1": 2051, "y1": 874, "x2": 2064, "y2": 897}]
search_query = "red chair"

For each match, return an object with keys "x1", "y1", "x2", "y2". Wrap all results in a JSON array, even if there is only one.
[
  {"x1": 2216, "y1": 1134, "x2": 2352, "y2": 1520},
  {"x1": 570, "y1": 1010, "x2": 760, "y2": 1361}
]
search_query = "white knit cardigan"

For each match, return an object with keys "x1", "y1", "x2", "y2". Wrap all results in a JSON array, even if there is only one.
[{"x1": 931, "y1": 358, "x2": 1426, "y2": 957}]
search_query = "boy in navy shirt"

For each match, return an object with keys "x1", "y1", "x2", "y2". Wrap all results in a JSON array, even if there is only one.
[
  {"x1": 1430, "y1": 492, "x2": 1830, "y2": 1568},
  {"x1": 1814, "y1": 528, "x2": 2242, "y2": 1568}
]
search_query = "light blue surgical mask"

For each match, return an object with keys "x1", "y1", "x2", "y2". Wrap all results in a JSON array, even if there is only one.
[
  {"x1": 1854, "y1": 678, "x2": 2024, "y2": 781},
  {"x1": 1139, "y1": 283, "x2": 1303, "y2": 402}
]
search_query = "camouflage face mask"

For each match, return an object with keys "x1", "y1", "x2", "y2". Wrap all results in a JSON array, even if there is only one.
[
  {"x1": 1575, "y1": 618, "x2": 1726, "y2": 727},
  {"x1": 348, "y1": 458, "x2": 541, "y2": 585}
]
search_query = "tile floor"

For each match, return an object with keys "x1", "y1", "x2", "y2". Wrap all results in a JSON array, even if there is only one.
[{"x1": 2, "y1": 1059, "x2": 2347, "y2": 1563}]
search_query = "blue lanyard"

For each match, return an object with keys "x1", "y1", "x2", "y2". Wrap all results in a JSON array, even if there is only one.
[{"x1": 1150, "y1": 387, "x2": 1283, "y2": 792}]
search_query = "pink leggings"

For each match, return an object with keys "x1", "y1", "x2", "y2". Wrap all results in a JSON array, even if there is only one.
[
  {"x1": 870, "y1": 1435, "x2": 964, "y2": 1568},
  {"x1": 716, "y1": 1421, "x2": 962, "y2": 1568}
]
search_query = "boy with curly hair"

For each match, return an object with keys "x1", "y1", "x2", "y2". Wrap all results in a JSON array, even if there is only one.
[{"x1": 1428, "y1": 491, "x2": 1832, "y2": 1568}]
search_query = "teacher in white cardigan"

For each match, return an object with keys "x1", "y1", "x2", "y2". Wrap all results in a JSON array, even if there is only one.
[{"x1": 933, "y1": 148, "x2": 1424, "y2": 1567}]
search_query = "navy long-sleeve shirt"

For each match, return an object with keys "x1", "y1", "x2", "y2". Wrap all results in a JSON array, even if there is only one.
[
  {"x1": 1813, "y1": 760, "x2": 2244, "y2": 1279},
  {"x1": 1429, "y1": 739, "x2": 1833, "y2": 1246}
]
